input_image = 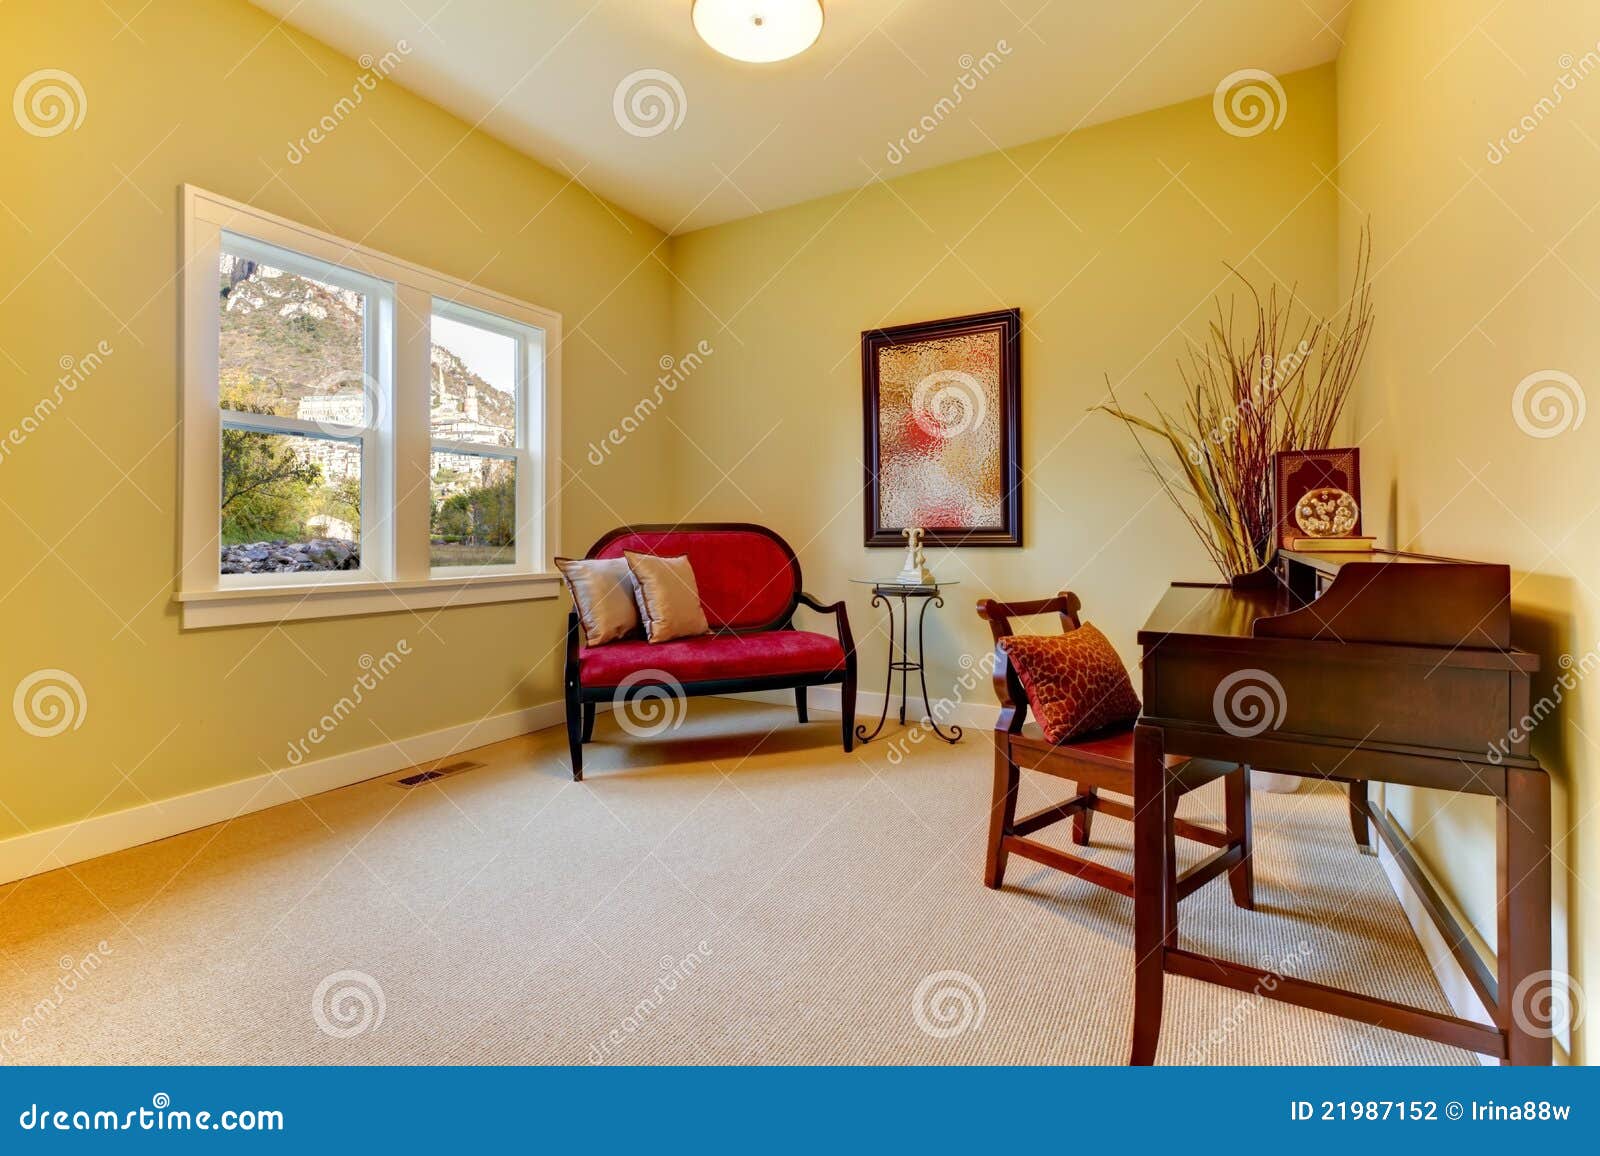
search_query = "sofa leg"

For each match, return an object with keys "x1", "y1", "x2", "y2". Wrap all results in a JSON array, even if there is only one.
[
  {"x1": 564, "y1": 685, "x2": 584, "y2": 781},
  {"x1": 840, "y1": 669, "x2": 857, "y2": 754},
  {"x1": 794, "y1": 687, "x2": 808, "y2": 723},
  {"x1": 582, "y1": 702, "x2": 596, "y2": 743}
]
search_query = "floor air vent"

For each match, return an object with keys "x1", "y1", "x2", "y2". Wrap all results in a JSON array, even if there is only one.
[{"x1": 394, "y1": 760, "x2": 485, "y2": 788}]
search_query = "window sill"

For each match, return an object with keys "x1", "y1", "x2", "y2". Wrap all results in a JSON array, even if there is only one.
[{"x1": 175, "y1": 571, "x2": 562, "y2": 629}]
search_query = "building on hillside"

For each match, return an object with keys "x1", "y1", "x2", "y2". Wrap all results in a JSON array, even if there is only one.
[
  {"x1": 429, "y1": 363, "x2": 514, "y2": 500},
  {"x1": 292, "y1": 393, "x2": 364, "y2": 482},
  {"x1": 287, "y1": 368, "x2": 511, "y2": 498}
]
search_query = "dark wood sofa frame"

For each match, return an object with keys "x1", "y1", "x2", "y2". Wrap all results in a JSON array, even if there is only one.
[{"x1": 563, "y1": 523, "x2": 857, "y2": 781}]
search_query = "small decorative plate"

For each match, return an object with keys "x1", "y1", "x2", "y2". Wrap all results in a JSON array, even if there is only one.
[{"x1": 1294, "y1": 487, "x2": 1359, "y2": 537}]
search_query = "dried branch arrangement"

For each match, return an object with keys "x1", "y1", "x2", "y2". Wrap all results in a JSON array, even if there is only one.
[{"x1": 1097, "y1": 224, "x2": 1375, "y2": 579}]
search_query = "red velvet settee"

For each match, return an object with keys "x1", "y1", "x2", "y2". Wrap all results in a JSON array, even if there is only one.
[{"x1": 563, "y1": 523, "x2": 857, "y2": 780}]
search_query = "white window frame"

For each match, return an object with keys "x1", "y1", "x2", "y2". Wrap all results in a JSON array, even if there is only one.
[
  {"x1": 426, "y1": 298, "x2": 540, "y2": 579},
  {"x1": 176, "y1": 185, "x2": 562, "y2": 629},
  {"x1": 215, "y1": 233, "x2": 391, "y2": 591}
]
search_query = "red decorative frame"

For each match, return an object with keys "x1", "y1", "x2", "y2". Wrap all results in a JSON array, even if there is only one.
[
  {"x1": 1273, "y1": 447, "x2": 1362, "y2": 549},
  {"x1": 861, "y1": 308, "x2": 1023, "y2": 548}
]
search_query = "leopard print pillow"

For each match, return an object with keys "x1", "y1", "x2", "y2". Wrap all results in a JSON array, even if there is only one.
[{"x1": 998, "y1": 624, "x2": 1141, "y2": 744}]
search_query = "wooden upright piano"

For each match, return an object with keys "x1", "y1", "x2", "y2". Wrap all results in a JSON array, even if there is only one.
[{"x1": 1130, "y1": 547, "x2": 1552, "y2": 1064}]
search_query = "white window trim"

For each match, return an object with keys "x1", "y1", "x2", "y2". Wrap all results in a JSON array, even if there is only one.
[
  {"x1": 426, "y1": 297, "x2": 539, "y2": 580},
  {"x1": 215, "y1": 238, "x2": 390, "y2": 592},
  {"x1": 177, "y1": 185, "x2": 562, "y2": 629}
]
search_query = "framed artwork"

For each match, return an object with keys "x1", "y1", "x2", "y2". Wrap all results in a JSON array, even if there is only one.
[
  {"x1": 1273, "y1": 447, "x2": 1362, "y2": 548},
  {"x1": 861, "y1": 309, "x2": 1022, "y2": 548}
]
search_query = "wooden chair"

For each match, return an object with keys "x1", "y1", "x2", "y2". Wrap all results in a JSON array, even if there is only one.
[{"x1": 976, "y1": 592, "x2": 1254, "y2": 910}]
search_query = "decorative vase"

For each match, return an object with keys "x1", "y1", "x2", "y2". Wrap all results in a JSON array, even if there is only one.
[{"x1": 1229, "y1": 565, "x2": 1277, "y2": 591}]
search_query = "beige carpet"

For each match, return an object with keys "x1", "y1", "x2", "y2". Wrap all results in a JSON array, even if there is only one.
[{"x1": 0, "y1": 699, "x2": 1475, "y2": 1065}]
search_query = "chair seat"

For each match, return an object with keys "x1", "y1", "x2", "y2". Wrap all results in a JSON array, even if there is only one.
[
  {"x1": 579, "y1": 629, "x2": 845, "y2": 687},
  {"x1": 1009, "y1": 722, "x2": 1178, "y2": 768},
  {"x1": 1009, "y1": 722, "x2": 1237, "y2": 787}
]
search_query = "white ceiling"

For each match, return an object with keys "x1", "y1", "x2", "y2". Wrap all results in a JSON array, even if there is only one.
[{"x1": 250, "y1": 0, "x2": 1350, "y2": 234}]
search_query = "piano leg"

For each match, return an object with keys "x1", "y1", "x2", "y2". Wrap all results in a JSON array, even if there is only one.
[
  {"x1": 1347, "y1": 781, "x2": 1371, "y2": 851},
  {"x1": 1130, "y1": 724, "x2": 1171, "y2": 1065},
  {"x1": 1226, "y1": 767, "x2": 1255, "y2": 910},
  {"x1": 1500, "y1": 766, "x2": 1553, "y2": 1065}
]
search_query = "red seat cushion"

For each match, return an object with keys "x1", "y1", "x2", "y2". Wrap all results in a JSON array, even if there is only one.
[
  {"x1": 592, "y1": 528, "x2": 797, "y2": 631},
  {"x1": 580, "y1": 630, "x2": 844, "y2": 687}
]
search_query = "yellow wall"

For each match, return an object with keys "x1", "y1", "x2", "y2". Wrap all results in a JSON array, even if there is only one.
[
  {"x1": 7, "y1": 0, "x2": 1585, "y2": 1064},
  {"x1": 0, "y1": 0, "x2": 676, "y2": 837},
  {"x1": 667, "y1": 65, "x2": 1338, "y2": 715},
  {"x1": 1338, "y1": 0, "x2": 1597, "y2": 1063}
]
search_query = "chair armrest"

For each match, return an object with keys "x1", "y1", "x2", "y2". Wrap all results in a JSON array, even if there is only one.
[
  {"x1": 797, "y1": 591, "x2": 854, "y2": 657},
  {"x1": 977, "y1": 594, "x2": 1076, "y2": 730},
  {"x1": 991, "y1": 646, "x2": 1029, "y2": 733},
  {"x1": 564, "y1": 611, "x2": 582, "y2": 686}
]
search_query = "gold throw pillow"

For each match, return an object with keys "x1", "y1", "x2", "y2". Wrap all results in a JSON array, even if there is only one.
[
  {"x1": 624, "y1": 551, "x2": 711, "y2": 643},
  {"x1": 555, "y1": 557, "x2": 640, "y2": 647}
]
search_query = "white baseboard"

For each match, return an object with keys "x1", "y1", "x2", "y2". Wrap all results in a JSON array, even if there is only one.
[
  {"x1": 1371, "y1": 815, "x2": 1499, "y2": 1064},
  {"x1": 721, "y1": 686, "x2": 1000, "y2": 734},
  {"x1": 0, "y1": 700, "x2": 565, "y2": 888}
]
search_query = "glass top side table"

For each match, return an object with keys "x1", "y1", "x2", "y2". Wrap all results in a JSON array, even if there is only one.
[{"x1": 849, "y1": 578, "x2": 963, "y2": 745}]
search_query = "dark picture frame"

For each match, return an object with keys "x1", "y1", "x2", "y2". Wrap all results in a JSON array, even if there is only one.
[{"x1": 861, "y1": 308, "x2": 1022, "y2": 548}]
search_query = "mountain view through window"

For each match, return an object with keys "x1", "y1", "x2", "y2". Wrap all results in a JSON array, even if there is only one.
[{"x1": 217, "y1": 254, "x2": 521, "y2": 574}]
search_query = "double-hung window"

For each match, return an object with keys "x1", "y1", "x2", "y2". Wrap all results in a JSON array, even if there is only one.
[
  {"x1": 427, "y1": 303, "x2": 538, "y2": 574},
  {"x1": 177, "y1": 187, "x2": 561, "y2": 628}
]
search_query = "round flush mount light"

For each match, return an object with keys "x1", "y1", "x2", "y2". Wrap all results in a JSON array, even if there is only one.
[{"x1": 692, "y1": 0, "x2": 824, "y2": 64}]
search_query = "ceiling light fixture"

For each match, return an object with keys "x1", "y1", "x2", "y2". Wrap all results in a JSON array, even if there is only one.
[{"x1": 692, "y1": 0, "x2": 824, "y2": 64}]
